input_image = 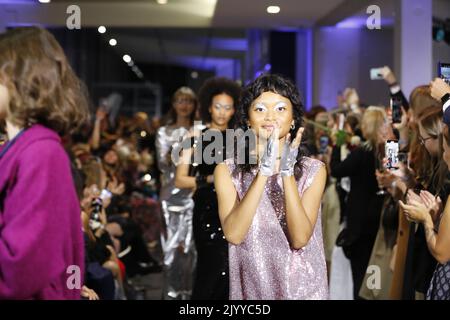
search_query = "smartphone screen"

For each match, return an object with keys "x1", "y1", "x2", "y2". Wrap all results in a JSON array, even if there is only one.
[
  {"x1": 438, "y1": 62, "x2": 450, "y2": 85},
  {"x1": 370, "y1": 68, "x2": 384, "y2": 80},
  {"x1": 319, "y1": 136, "x2": 329, "y2": 154},
  {"x1": 385, "y1": 140, "x2": 399, "y2": 169},
  {"x1": 391, "y1": 97, "x2": 403, "y2": 124}
]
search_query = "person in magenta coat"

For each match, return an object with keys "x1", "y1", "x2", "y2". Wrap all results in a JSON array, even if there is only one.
[{"x1": 0, "y1": 27, "x2": 90, "y2": 299}]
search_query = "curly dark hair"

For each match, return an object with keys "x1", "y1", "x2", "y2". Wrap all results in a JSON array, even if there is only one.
[
  {"x1": 198, "y1": 77, "x2": 241, "y2": 128},
  {"x1": 234, "y1": 74, "x2": 306, "y2": 180}
]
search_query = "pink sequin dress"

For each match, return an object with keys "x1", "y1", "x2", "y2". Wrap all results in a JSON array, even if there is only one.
[{"x1": 224, "y1": 157, "x2": 329, "y2": 300}]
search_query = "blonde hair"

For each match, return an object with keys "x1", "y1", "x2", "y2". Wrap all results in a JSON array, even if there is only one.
[{"x1": 361, "y1": 106, "x2": 386, "y2": 150}]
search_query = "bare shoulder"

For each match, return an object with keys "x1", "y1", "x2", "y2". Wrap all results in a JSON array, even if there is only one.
[
  {"x1": 301, "y1": 157, "x2": 326, "y2": 191},
  {"x1": 302, "y1": 156, "x2": 325, "y2": 170},
  {"x1": 214, "y1": 161, "x2": 237, "y2": 187},
  {"x1": 214, "y1": 162, "x2": 230, "y2": 177},
  {"x1": 214, "y1": 162, "x2": 239, "y2": 202}
]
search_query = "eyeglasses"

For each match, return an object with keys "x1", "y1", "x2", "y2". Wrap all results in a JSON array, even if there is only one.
[{"x1": 418, "y1": 135, "x2": 435, "y2": 145}]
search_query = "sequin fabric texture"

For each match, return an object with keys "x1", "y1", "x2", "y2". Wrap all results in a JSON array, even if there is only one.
[
  {"x1": 224, "y1": 157, "x2": 329, "y2": 300},
  {"x1": 156, "y1": 126, "x2": 196, "y2": 299}
]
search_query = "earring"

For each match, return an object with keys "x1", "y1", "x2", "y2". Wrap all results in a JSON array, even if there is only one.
[{"x1": 290, "y1": 123, "x2": 295, "y2": 130}]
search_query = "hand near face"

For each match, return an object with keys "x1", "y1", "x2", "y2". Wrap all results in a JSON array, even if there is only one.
[
  {"x1": 259, "y1": 127, "x2": 280, "y2": 176},
  {"x1": 291, "y1": 127, "x2": 304, "y2": 149},
  {"x1": 279, "y1": 127, "x2": 303, "y2": 177}
]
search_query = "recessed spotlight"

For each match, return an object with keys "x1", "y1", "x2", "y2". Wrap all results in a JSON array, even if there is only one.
[
  {"x1": 157, "y1": 0, "x2": 168, "y2": 4},
  {"x1": 267, "y1": 6, "x2": 280, "y2": 14},
  {"x1": 98, "y1": 26, "x2": 106, "y2": 34},
  {"x1": 109, "y1": 39, "x2": 117, "y2": 46},
  {"x1": 123, "y1": 55, "x2": 132, "y2": 63},
  {"x1": 39, "y1": 0, "x2": 51, "y2": 3}
]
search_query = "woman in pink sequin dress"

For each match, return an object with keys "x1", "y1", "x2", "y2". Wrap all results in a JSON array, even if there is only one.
[{"x1": 214, "y1": 74, "x2": 328, "y2": 300}]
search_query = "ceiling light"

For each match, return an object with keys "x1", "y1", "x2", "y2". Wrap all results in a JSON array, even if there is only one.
[
  {"x1": 123, "y1": 55, "x2": 132, "y2": 63},
  {"x1": 98, "y1": 26, "x2": 106, "y2": 34},
  {"x1": 267, "y1": 6, "x2": 280, "y2": 14},
  {"x1": 157, "y1": 0, "x2": 168, "y2": 4},
  {"x1": 109, "y1": 39, "x2": 117, "y2": 46},
  {"x1": 191, "y1": 71, "x2": 198, "y2": 79},
  {"x1": 39, "y1": 0, "x2": 51, "y2": 3}
]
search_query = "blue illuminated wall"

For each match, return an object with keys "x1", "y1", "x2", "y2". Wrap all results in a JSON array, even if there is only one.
[{"x1": 313, "y1": 27, "x2": 393, "y2": 109}]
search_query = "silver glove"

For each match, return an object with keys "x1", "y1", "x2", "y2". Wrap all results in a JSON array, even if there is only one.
[
  {"x1": 280, "y1": 138, "x2": 299, "y2": 177},
  {"x1": 259, "y1": 133, "x2": 279, "y2": 176}
]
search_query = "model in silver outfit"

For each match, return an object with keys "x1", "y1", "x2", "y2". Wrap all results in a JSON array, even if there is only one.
[{"x1": 155, "y1": 87, "x2": 197, "y2": 300}]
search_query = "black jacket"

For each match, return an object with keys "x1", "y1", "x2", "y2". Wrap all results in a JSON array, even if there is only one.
[{"x1": 330, "y1": 145, "x2": 384, "y2": 242}]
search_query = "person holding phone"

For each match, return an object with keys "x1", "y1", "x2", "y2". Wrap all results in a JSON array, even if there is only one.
[
  {"x1": 330, "y1": 107, "x2": 391, "y2": 299},
  {"x1": 0, "y1": 27, "x2": 89, "y2": 299},
  {"x1": 381, "y1": 106, "x2": 448, "y2": 299},
  {"x1": 399, "y1": 123, "x2": 450, "y2": 300},
  {"x1": 378, "y1": 67, "x2": 410, "y2": 149}
]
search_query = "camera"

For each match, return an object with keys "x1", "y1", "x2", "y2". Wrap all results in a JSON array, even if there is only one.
[{"x1": 385, "y1": 140, "x2": 399, "y2": 170}]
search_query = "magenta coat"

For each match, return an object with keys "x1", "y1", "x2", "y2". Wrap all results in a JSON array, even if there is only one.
[{"x1": 0, "y1": 125, "x2": 84, "y2": 299}]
